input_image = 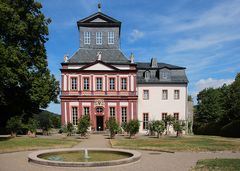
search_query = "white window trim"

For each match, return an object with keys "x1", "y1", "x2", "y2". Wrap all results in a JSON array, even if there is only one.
[
  {"x1": 72, "y1": 107, "x2": 78, "y2": 126},
  {"x1": 96, "y1": 78, "x2": 102, "y2": 90},
  {"x1": 108, "y1": 32, "x2": 114, "y2": 44},
  {"x1": 96, "y1": 32, "x2": 102, "y2": 45},
  {"x1": 84, "y1": 32, "x2": 90, "y2": 44}
]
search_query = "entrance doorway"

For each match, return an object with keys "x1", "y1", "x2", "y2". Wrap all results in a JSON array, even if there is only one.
[{"x1": 96, "y1": 116, "x2": 104, "y2": 131}]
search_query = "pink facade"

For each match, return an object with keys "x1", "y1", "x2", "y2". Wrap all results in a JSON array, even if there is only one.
[{"x1": 60, "y1": 63, "x2": 138, "y2": 131}]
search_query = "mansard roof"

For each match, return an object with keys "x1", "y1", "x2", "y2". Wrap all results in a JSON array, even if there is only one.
[
  {"x1": 77, "y1": 12, "x2": 121, "y2": 27},
  {"x1": 136, "y1": 62, "x2": 186, "y2": 69},
  {"x1": 136, "y1": 62, "x2": 188, "y2": 84},
  {"x1": 67, "y1": 48, "x2": 130, "y2": 64}
]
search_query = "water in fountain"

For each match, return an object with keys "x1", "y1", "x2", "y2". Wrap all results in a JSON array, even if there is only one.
[{"x1": 84, "y1": 149, "x2": 90, "y2": 159}]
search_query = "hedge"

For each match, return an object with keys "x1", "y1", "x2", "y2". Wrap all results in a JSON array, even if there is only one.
[{"x1": 221, "y1": 120, "x2": 240, "y2": 138}]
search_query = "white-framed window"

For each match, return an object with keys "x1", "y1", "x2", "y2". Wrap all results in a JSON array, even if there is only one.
[
  {"x1": 109, "y1": 78, "x2": 115, "y2": 90},
  {"x1": 121, "y1": 78, "x2": 127, "y2": 90},
  {"x1": 143, "y1": 113, "x2": 149, "y2": 130},
  {"x1": 84, "y1": 32, "x2": 90, "y2": 44},
  {"x1": 162, "y1": 90, "x2": 168, "y2": 100},
  {"x1": 162, "y1": 113, "x2": 167, "y2": 120},
  {"x1": 108, "y1": 32, "x2": 114, "y2": 44},
  {"x1": 71, "y1": 77, "x2": 77, "y2": 90},
  {"x1": 109, "y1": 107, "x2": 115, "y2": 117},
  {"x1": 96, "y1": 32, "x2": 102, "y2": 45},
  {"x1": 121, "y1": 107, "x2": 127, "y2": 123},
  {"x1": 96, "y1": 107, "x2": 103, "y2": 113},
  {"x1": 174, "y1": 113, "x2": 179, "y2": 120},
  {"x1": 174, "y1": 90, "x2": 180, "y2": 99},
  {"x1": 96, "y1": 78, "x2": 102, "y2": 90},
  {"x1": 72, "y1": 107, "x2": 78, "y2": 126},
  {"x1": 83, "y1": 78, "x2": 89, "y2": 90},
  {"x1": 143, "y1": 90, "x2": 149, "y2": 100},
  {"x1": 84, "y1": 107, "x2": 89, "y2": 115}
]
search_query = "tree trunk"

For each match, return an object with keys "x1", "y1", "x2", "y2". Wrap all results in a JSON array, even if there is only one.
[
  {"x1": 157, "y1": 132, "x2": 160, "y2": 138},
  {"x1": 11, "y1": 132, "x2": 16, "y2": 137}
]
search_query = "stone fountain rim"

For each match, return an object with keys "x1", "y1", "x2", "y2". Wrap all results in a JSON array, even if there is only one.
[{"x1": 28, "y1": 148, "x2": 141, "y2": 167}]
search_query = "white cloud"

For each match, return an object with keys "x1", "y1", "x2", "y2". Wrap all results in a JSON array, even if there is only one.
[
  {"x1": 129, "y1": 29, "x2": 144, "y2": 43},
  {"x1": 195, "y1": 78, "x2": 234, "y2": 92},
  {"x1": 167, "y1": 33, "x2": 240, "y2": 53}
]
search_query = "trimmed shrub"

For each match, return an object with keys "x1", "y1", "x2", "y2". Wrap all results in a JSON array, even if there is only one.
[
  {"x1": 78, "y1": 115, "x2": 90, "y2": 137},
  {"x1": 128, "y1": 119, "x2": 140, "y2": 138},
  {"x1": 106, "y1": 117, "x2": 119, "y2": 139},
  {"x1": 221, "y1": 120, "x2": 240, "y2": 138}
]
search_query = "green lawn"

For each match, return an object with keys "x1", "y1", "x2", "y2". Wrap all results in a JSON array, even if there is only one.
[
  {"x1": 192, "y1": 159, "x2": 240, "y2": 171},
  {"x1": 0, "y1": 136, "x2": 79, "y2": 153},
  {"x1": 111, "y1": 135, "x2": 240, "y2": 152}
]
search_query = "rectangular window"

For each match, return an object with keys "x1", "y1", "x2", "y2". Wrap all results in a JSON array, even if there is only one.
[
  {"x1": 109, "y1": 107, "x2": 115, "y2": 117},
  {"x1": 162, "y1": 113, "x2": 167, "y2": 120},
  {"x1": 174, "y1": 90, "x2": 180, "y2": 99},
  {"x1": 72, "y1": 107, "x2": 78, "y2": 126},
  {"x1": 96, "y1": 32, "x2": 102, "y2": 45},
  {"x1": 143, "y1": 113, "x2": 149, "y2": 130},
  {"x1": 143, "y1": 90, "x2": 149, "y2": 100},
  {"x1": 108, "y1": 32, "x2": 114, "y2": 44},
  {"x1": 121, "y1": 78, "x2": 127, "y2": 90},
  {"x1": 96, "y1": 78, "x2": 102, "y2": 90},
  {"x1": 84, "y1": 32, "x2": 90, "y2": 44},
  {"x1": 83, "y1": 78, "x2": 89, "y2": 90},
  {"x1": 174, "y1": 113, "x2": 179, "y2": 120},
  {"x1": 121, "y1": 107, "x2": 127, "y2": 123},
  {"x1": 109, "y1": 78, "x2": 115, "y2": 90},
  {"x1": 84, "y1": 107, "x2": 90, "y2": 115},
  {"x1": 162, "y1": 90, "x2": 168, "y2": 100},
  {"x1": 71, "y1": 77, "x2": 77, "y2": 90}
]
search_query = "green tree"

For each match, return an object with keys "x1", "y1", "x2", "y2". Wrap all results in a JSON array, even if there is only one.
[
  {"x1": 27, "y1": 118, "x2": 38, "y2": 137},
  {"x1": 226, "y1": 73, "x2": 240, "y2": 121},
  {"x1": 127, "y1": 120, "x2": 140, "y2": 138},
  {"x1": 152, "y1": 120, "x2": 165, "y2": 138},
  {"x1": 163, "y1": 115, "x2": 175, "y2": 135},
  {"x1": 66, "y1": 122, "x2": 74, "y2": 136},
  {"x1": 78, "y1": 115, "x2": 90, "y2": 137},
  {"x1": 6, "y1": 116, "x2": 22, "y2": 137},
  {"x1": 35, "y1": 111, "x2": 52, "y2": 135},
  {"x1": 0, "y1": 0, "x2": 59, "y2": 132},
  {"x1": 106, "y1": 117, "x2": 119, "y2": 139},
  {"x1": 50, "y1": 114, "x2": 61, "y2": 128},
  {"x1": 173, "y1": 120, "x2": 186, "y2": 137},
  {"x1": 147, "y1": 121, "x2": 155, "y2": 136}
]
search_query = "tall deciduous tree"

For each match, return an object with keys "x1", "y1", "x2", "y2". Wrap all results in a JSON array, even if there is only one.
[{"x1": 0, "y1": 0, "x2": 59, "y2": 130}]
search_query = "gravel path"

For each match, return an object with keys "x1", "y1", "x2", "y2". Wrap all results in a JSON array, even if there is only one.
[{"x1": 0, "y1": 134, "x2": 240, "y2": 171}]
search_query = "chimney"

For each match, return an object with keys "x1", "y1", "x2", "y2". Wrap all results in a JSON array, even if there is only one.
[{"x1": 151, "y1": 58, "x2": 158, "y2": 68}]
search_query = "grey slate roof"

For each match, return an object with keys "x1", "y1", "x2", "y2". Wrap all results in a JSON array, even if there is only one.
[
  {"x1": 68, "y1": 48, "x2": 130, "y2": 64},
  {"x1": 136, "y1": 62, "x2": 185, "y2": 69},
  {"x1": 137, "y1": 62, "x2": 188, "y2": 84},
  {"x1": 78, "y1": 12, "x2": 121, "y2": 24}
]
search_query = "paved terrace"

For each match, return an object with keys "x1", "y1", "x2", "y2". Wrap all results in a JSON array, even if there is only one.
[{"x1": 0, "y1": 134, "x2": 240, "y2": 171}]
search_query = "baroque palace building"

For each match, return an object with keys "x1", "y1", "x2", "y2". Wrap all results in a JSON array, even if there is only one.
[{"x1": 60, "y1": 8, "x2": 188, "y2": 133}]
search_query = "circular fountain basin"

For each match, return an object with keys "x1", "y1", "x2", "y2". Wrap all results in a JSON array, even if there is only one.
[{"x1": 28, "y1": 148, "x2": 141, "y2": 167}]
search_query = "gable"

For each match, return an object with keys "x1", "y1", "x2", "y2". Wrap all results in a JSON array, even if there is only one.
[
  {"x1": 83, "y1": 63, "x2": 115, "y2": 71},
  {"x1": 90, "y1": 18, "x2": 107, "y2": 23}
]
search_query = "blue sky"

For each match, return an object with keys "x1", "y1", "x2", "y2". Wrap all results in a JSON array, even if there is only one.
[{"x1": 39, "y1": 0, "x2": 240, "y2": 114}]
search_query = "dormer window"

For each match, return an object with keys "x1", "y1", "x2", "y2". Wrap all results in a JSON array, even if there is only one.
[
  {"x1": 84, "y1": 32, "x2": 90, "y2": 44},
  {"x1": 108, "y1": 32, "x2": 114, "y2": 44},
  {"x1": 96, "y1": 32, "x2": 102, "y2": 45},
  {"x1": 161, "y1": 70, "x2": 170, "y2": 80},
  {"x1": 144, "y1": 71, "x2": 150, "y2": 80}
]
